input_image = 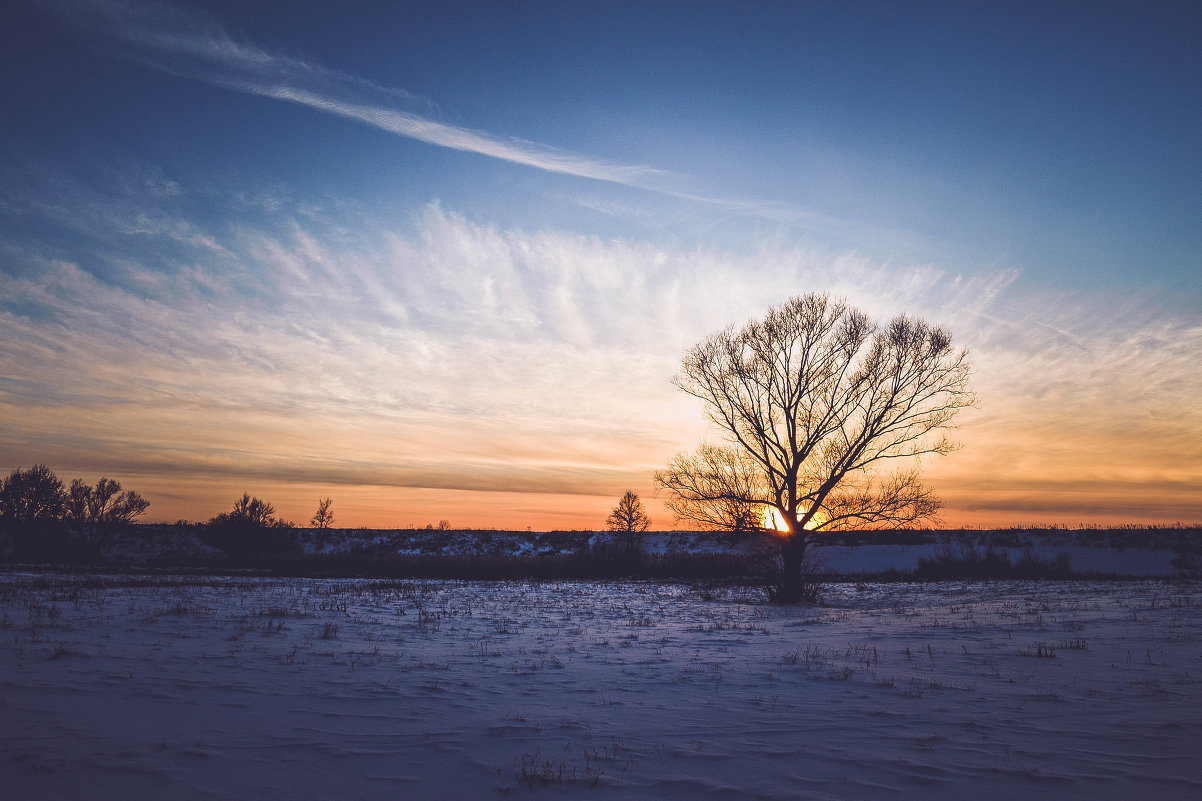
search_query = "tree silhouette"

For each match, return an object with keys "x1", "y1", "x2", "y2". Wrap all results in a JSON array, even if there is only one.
[
  {"x1": 216, "y1": 493, "x2": 282, "y2": 528},
  {"x1": 63, "y1": 476, "x2": 150, "y2": 550},
  {"x1": 655, "y1": 293, "x2": 974, "y2": 601},
  {"x1": 0, "y1": 464, "x2": 65, "y2": 524},
  {"x1": 310, "y1": 497, "x2": 335, "y2": 529},
  {"x1": 606, "y1": 490, "x2": 651, "y2": 553},
  {"x1": 64, "y1": 477, "x2": 149, "y2": 525},
  {"x1": 205, "y1": 494, "x2": 292, "y2": 557}
]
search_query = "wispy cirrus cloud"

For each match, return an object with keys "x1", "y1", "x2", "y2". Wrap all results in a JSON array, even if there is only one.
[
  {"x1": 39, "y1": 0, "x2": 917, "y2": 245},
  {"x1": 4, "y1": 153, "x2": 1200, "y2": 526},
  {"x1": 42, "y1": 0, "x2": 670, "y2": 189}
]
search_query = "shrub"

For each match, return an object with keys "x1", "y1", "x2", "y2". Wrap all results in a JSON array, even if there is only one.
[
  {"x1": 0, "y1": 464, "x2": 65, "y2": 524},
  {"x1": 915, "y1": 544, "x2": 1073, "y2": 579},
  {"x1": 203, "y1": 494, "x2": 295, "y2": 558}
]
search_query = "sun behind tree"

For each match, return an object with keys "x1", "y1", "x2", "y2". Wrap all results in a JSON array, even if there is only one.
[{"x1": 655, "y1": 292, "x2": 975, "y2": 602}]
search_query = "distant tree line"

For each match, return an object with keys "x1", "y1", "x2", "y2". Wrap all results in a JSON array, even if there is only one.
[
  {"x1": 0, "y1": 464, "x2": 149, "y2": 527},
  {"x1": 0, "y1": 465, "x2": 345, "y2": 562},
  {"x1": 0, "y1": 464, "x2": 150, "y2": 558}
]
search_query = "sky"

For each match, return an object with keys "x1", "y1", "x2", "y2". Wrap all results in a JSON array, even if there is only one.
[{"x1": 1, "y1": 0, "x2": 1200, "y2": 529}]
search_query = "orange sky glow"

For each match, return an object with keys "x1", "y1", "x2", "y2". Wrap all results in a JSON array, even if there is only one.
[{"x1": 4, "y1": 214, "x2": 1199, "y2": 531}]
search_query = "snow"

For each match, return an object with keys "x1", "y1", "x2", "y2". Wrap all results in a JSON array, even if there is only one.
[{"x1": 3, "y1": 573, "x2": 1201, "y2": 799}]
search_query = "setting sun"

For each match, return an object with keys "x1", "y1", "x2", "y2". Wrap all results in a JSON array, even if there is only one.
[
  {"x1": 762, "y1": 506, "x2": 789, "y2": 533},
  {"x1": 761, "y1": 505, "x2": 827, "y2": 533}
]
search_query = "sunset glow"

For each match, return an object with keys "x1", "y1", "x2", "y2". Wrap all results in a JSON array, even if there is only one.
[
  {"x1": 1, "y1": 2, "x2": 1199, "y2": 529},
  {"x1": 763, "y1": 507, "x2": 791, "y2": 534},
  {"x1": 761, "y1": 506, "x2": 828, "y2": 534}
]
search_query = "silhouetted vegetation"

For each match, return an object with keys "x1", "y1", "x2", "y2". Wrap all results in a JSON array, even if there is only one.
[
  {"x1": 0, "y1": 465, "x2": 150, "y2": 561},
  {"x1": 63, "y1": 477, "x2": 150, "y2": 526},
  {"x1": 202, "y1": 494, "x2": 295, "y2": 558},
  {"x1": 0, "y1": 465, "x2": 1197, "y2": 585},
  {"x1": 915, "y1": 544, "x2": 1074, "y2": 580},
  {"x1": 605, "y1": 490, "x2": 651, "y2": 554},
  {"x1": 2, "y1": 521, "x2": 1200, "y2": 583},
  {"x1": 655, "y1": 293, "x2": 975, "y2": 602},
  {"x1": 0, "y1": 464, "x2": 66, "y2": 525},
  {"x1": 310, "y1": 497, "x2": 334, "y2": 529}
]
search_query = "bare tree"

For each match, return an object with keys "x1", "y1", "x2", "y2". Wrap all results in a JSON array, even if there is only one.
[
  {"x1": 62, "y1": 476, "x2": 149, "y2": 550},
  {"x1": 310, "y1": 497, "x2": 335, "y2": 529},
  {"x1": 64, "y1": 479, "x2": 90, "y2": 524},
  {"x1": 655, "y1": 293, "x2": 974, "y2": 601},
  {"x1": 606, "y1": 490, "x2": 652, "y2": 552},
  {"x1": 654, "y1": 446, "x2": 763, "y2": 532},
  {"x1": 64, "y1": 477, "x2": 149, "y2": 525},
  {"x1": 205, "y1": 494, "x2": 293, "y2": 557},
  {"x1": 212, "y1": 493, "x2": 284, "y2": 528}
]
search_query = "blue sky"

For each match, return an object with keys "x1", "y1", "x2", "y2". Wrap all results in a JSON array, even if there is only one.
[{"x1": 2, "y1": 0, "x2": 1200, "y2": 527}]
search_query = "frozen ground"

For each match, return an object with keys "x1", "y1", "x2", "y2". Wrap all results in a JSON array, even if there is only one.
[{"x1": 2, "y1": 574, "x2": 1201, "y2": 800}]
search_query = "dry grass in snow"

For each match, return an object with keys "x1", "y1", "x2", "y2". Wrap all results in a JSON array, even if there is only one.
[{"x1": 1, "y1": 574, "x2": 1201, "y2": 799}]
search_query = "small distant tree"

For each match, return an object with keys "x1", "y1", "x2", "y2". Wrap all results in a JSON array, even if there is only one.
[
  {"x1": 212, "y1": 493, "x2": 283, "y2": 528},
  {"x1": 205, "y1": 494, "x2": 293, "y2": 557},
  {"x1": 0, "y1": 464, "x2": 65, "y2": 524},
  {"x1": 310, "y1": 497, "x2": 334, "y2": 529},
  {"x1": 64, "y1": 477, "x2": 149, "y2": 525},
  {"x1": 606, "y1": 490, "x2": 651, "y2": 553},
  {"x1": 62, "y1": 476, "x2": 150, "y2": 550}
]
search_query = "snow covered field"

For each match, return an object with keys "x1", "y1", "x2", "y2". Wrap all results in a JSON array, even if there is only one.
[{"x1": 2, "y1": 574, "x2": 1201, "y2": 799}]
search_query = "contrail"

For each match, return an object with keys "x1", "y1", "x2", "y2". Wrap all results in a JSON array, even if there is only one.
[
  {"x1": 45, "y1": 0, "x2": 850, "y2": 232},
  {"x1": 44, "y1": 0, "x2": 669, "y2": 187}
]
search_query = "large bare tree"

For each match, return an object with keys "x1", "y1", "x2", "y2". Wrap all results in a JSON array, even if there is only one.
[{"x1": 655, "y1": 293, "x2": 975, "y2": 601}]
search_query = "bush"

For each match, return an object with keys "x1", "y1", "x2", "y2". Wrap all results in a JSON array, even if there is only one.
[
  {"x1": 915, "y1": 544, "x2": 1073, "y2": 580},
  {"x1": 0, "y1": 464, "x2": 65, "y2": 524},
  {"x1": 203, "y1": 494, "x2": 295, "y2": 558}
]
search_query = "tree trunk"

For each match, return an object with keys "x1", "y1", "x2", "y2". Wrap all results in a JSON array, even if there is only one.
[{"x1": 777, "y1": 532, "x2": 810, "y2": 603}]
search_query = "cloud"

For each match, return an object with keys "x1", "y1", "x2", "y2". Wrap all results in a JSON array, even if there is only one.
[
  {"x1": 43, "y1": 0, "x2": 668, "y2": 188},
  {"x1": 39, "y1": 0, "x2": 918, "y2": 246},
  {"x1": 2, "y1": 155, "x2": 1200, "y2": 525}
]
